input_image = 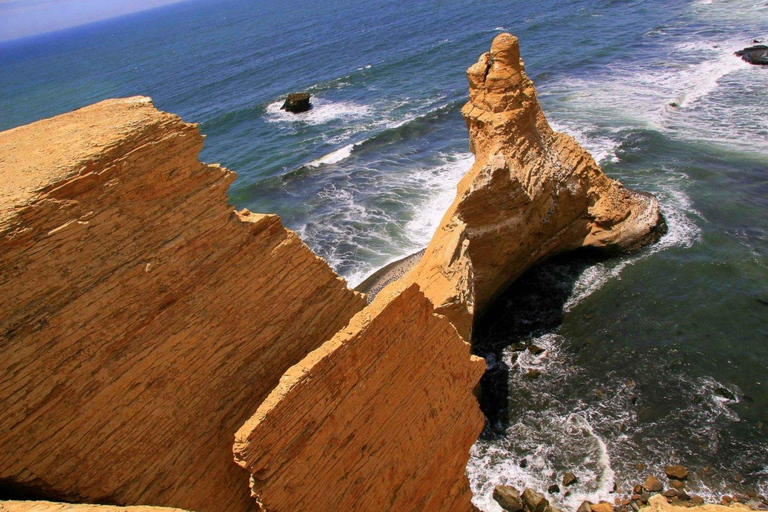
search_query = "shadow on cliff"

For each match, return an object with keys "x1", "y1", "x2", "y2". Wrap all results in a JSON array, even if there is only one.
[{"x1": 471, "y1": 249, "x2": 612, "y2": 434}]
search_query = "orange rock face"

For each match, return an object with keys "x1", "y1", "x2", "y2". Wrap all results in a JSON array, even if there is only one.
[
  {"x1": 0, "y1": 501, "x2": 190, "y2": 512},
  {"x1": 403, "y1": 33, "x2": 665, "y2": 338},
  {"x1": 0, "y1": 97, "x2": 366, "y2": 511},
  {"x1": 233, "y1": 281, "x2": 485, "y2": 512}
]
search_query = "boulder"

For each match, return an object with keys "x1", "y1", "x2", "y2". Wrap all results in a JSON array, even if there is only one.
[
  {"x1": 281, "y1": 92, "x2": 312, "y2": 113},
  {"x1": 666, "y1": 465, "x2": 690, "y2": 480},
  {"x1": 548, "y1": 484, "x2": 560, "y2": 494},
  {"x1": 522, "y1": 488, "x2": 550, "y2": 512},
  {"x1": 528, "y1": 345, "x2": 546, "y2": 355},
  {"x1": 494, "y1": 485, "x2": 524, "y2": 512},
  {"x1": 590, "y1": 502, "x2": 613, "y2": 512},
  {"x1": 644, "y1": 475, "x2": 664, "y2": 493},
  {"x1": 670, "y1": 480, "x2": 687, "y2": 491},
  {"x1": 563, "y1": 472, "x2": 578, "y2": 487},
  {"x1": 577, "y1": 502, "x2": 593, "y2": 512},
  {"x1": 735, "y1": 45, "x2": 768, "y2": 65}
]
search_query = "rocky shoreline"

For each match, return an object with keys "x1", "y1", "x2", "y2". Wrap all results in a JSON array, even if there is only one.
[{"x1": 492, "y1": 465, "x2": 767, "y2": 512}]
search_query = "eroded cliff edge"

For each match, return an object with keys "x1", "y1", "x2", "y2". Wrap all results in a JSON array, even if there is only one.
[
  {"x1": 0, "y1": 97, "x2": 367, "y2": 511},
  {"x1": 399, "y1": 33, "x2": 665, "y2": 338}
]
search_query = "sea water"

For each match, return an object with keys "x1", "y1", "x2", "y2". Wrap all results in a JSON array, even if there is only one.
[{"x1": 1, "y1": 0, "x2": 765, "y2": 509}]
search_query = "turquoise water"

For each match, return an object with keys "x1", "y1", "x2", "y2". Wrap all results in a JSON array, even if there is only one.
[{"x1": 1, "y1": 0, "x2": 766, "y2": 509}]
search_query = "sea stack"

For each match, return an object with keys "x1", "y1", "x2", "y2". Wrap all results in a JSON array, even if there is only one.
[
  {"x1": 281, "y1": 91, "x2": 311, "y2": 112},
  {"x1": 398, "y1": 32, "x2": 665, "y2": 338}
]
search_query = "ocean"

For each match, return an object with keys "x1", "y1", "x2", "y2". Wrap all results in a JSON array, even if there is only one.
[{"x1": 1, "y1": 0, "x2": 766, "y2": 510}]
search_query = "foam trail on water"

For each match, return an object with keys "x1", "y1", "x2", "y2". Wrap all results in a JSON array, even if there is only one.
[{"x1": 305, "y1": 144, "x2": 355, "y2": 168}]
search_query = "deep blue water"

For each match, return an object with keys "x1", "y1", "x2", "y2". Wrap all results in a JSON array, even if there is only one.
[{"x1": 1, "y1": 0, "x2": 766, "y2": 510}]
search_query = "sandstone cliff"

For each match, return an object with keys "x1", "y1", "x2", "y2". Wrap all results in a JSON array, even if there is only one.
[
  {"x1": 233, "y1": 281, "x2": 485, "y2": 512},
  {"x1": 0, "y1": 502, "x2": 189, "y2": 512},
  {"x1": 401, "y1": 33, "x2": 664, "y2": 337},
  {"x1": 0, "y1": 97, "x2": 366, "y2": 511}
]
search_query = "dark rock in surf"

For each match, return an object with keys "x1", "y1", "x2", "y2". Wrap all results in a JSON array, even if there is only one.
[
  {"x1": 735, "y1": 45, "x2": 768, "y2": 65},
  {"x1": 715, "y1": 387, "x2": 736, "y2": 400},
  {"x1": 281, "y1": 92, "x2": 312, "y2": 113},
  {"x1": 494, "y1": 485, "x2": 524, "y2": 512},
  {"x1": 520, "y1": 458, "x2": 528, "y2": 468},
  {"x1": 511, "y1": 342, "x2": 529, "y2": 352},
  {"x1": 528, "y1": 344, "x2": 545, "y2": 355},
  {"x1": 577, "y1": 501, "x2": 593, "y2": 512},
  {"x1": 563, "y1": 472, "x2": 578, "y2": 487},
  {"x1": 548, "y1": 484, "x2": 560, "y2": 494}
]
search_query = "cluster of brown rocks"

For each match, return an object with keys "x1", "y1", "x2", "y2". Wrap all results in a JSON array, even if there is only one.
[
  {"x1": 494, "y1": 473, "x2": 579, "y2": 512},
  {"x1": 494, "y1": 465, "x2": 768, "y2": 512},
  {"x1": 603, "y1": 466, "x2": 703, "y2": 512},
  {"x1": 493, "y1": 486, "x2": 564, "y2": 512}
]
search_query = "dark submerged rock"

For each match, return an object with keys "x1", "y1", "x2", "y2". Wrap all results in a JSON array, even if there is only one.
[
  {"x1": 548, "y1": 484, "x2": 560, "y2": 494},
  {"x1": 525, "y1": 369, "x2": 541, "y2": 380},
  {"x1": 735, "y1": 45, "x2": 768, "y2": 65},
  {"x1": 715, "y1": 387, "x2": 736, "y2": 400},
  {"x1": 528, "y1": 344, "x2": 545, "y2": 355},
  {"x1": 281, "y1": 92, "x2": 312, "y2": 113},
  {"x1": 494, "y1": 485, "x2": 524, "y2": 512}
]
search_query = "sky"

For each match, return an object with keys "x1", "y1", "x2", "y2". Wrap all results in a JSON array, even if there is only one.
[{"x1": 0, "y1": 0, "x2": 191, "y2": 42}]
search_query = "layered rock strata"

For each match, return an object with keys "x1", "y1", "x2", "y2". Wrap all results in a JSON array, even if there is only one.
[
  {"x1": 402, "y1": 33, "x2": 664, "y2": 338},
  {"x1": 0, "y1": 502, "x2": 189, "y2": 512},
  {"x1": 0, "y1": 97, "x2": 366, "y2": 511},
  {"x1": 233, "y1": 281, "x2": 485, "y2": 511}
]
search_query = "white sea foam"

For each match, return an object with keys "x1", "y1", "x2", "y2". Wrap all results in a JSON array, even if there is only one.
[
  {"x1": 265, "y1": 97, "x2": 372, "y2": 125},
  {"x1": 305, "y1": 144, "x2": 355, "y2": 168},
  {"x1": 340, "y1": 152, "x2": 474, "y2": 287},
  {"x1": 541, "y1": 35, "x2": 766, "y2": 154},
  {"x1": 403, "y1": 152, "x2": 474, "y2": 245}
]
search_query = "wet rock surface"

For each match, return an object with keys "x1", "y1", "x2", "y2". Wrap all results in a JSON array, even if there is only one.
[
  {"x1": 735, "y1": 45, "x2": 768, "y2": 65},
  {"x1": 280, "y1": 91, "x2": 311, "y2": 112}
]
